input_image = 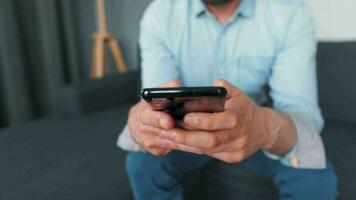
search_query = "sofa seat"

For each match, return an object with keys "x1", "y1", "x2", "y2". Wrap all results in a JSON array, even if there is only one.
[
  {"x1": 0, "y1": 105, "x2": 133, "y2": 200},
  {"x1": 322, "y1": 120, "x2": 356, "y2": 200},
  {"x1": 0, "y1": 104, "x2": 355, "y2": 200}
]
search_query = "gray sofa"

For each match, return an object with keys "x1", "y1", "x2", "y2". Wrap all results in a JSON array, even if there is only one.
[{"x1": 0, "y1": 42, "x2": 355, "y2": 200}]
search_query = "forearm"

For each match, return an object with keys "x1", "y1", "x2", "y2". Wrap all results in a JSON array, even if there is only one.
[{"x1": 258, "y1": 107, "x2": 297, "y2": 156}]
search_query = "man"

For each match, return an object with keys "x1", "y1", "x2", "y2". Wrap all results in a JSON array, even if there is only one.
[{"x1": 117, "y1": 0, "x2": 338, "y2": 199}]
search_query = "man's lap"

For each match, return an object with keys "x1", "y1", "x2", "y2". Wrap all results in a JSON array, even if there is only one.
[
  {"x1": 126, "y1": 151, "x2": 337, "y2": 199},
  {"x1": 126, "y1": 150, "x2": 334, "y2": 176}
]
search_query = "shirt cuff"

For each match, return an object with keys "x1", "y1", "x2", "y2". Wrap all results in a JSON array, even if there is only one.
[
  {"x1": 116, "y1": 124, "x2": 141, "y2": 152},
  {"x1": 263, "y1": 111, "x2": 326, "y2": 169}
]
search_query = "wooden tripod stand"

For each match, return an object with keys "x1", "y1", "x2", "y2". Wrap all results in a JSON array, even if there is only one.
[{"x1": 91, "y1": 0, "x2": 127, "y2": 79}]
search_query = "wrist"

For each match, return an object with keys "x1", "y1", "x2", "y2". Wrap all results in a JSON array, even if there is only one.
[
  {"x1": 256, "y1": 107, "x2": 280, "y2": 151},
  {"x1": 257, "y1": 107, "x2": 297, "y2": 155}
]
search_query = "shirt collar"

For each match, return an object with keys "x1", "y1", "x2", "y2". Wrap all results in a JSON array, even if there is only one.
[
  {"x1": 193, "y1": 0, "x2": 255, "y2": 18},
  {"x1": 237, "y1": 0, "x2": 255, "y2": 18},
  {"x1": 193, "y1": 0, "x2": 207, "y2": 17}
]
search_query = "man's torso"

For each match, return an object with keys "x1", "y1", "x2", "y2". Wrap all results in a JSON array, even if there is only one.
[{"x1": 151, "y1": 0, "x2": 305, "y2": 99}]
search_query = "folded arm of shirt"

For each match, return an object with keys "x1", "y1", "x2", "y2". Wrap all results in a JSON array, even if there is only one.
[
  {"x1": 117, "y1": 1, "x2": 178, "y2": 153},
  {"x1": 263, "y1": 4, "x2": 326, "y2": 169}
]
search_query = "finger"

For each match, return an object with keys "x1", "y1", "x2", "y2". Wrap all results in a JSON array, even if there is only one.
[
  {"x1": 158, "y1": 79, "x2": 182, "y2": 88},
  {"x1": 138, "y1": 123, "x2": 163, "y2": 135},
  {"x1": 156, "y1": 139, "x2": 209, "y2": 155},
  {"x1": 213, "y1": 79, "x2": 241, "y2": 100},
  {"x1": 140, "y1": 106, "x2": 175, "y2": 130},
  {"x1": 205, "y1": 137, "x2": 246, "y2": 154},
  {"x1": 142, "y1": 137, "x2": 171, "y2": 156},
  {"x1": 183, "y1": 98, "x2": 223, "y2": 112},
  {"x1": 139, "y1": 79, "x2": 181, "y2": 129},
  {"x1": 175, "y1": 120, "x2": 199, "y2": 131},
  {"x1": 147, "y1": 147, "x2": 171, "y2": 156},
  {"x1": 207, "y1": 152, "x2": 244, "y2": 164},
  {"x1": 213, "y1": 79, "x2": 249, "y2": 111},
  {"x1": 160, "y1": 128, "x2": 224, "y2": 148},
  {"x1": 183, "y1": 111, "x2": 237, "y2": 131}
]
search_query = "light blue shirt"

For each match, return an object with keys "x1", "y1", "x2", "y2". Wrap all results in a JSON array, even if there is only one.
[{"x1": 118, "y1": 0, "x2": 326, "y2": 169}]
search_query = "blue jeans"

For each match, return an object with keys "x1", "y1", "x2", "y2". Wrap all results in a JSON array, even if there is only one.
[{"x1": 126, "y1": 151, "x2": 337, "y2": 200}]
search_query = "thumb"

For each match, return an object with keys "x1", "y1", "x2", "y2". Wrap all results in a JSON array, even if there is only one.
[
  {"x1": 213, "y1": 79, "x2": 241, "y2": 99},
  {"x1": 158, "y1": 79, "x2": 182, "y2": 88}
]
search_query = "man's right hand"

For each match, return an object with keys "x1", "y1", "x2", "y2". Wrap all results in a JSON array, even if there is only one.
[{"x1": 127, "y1": 80, "x2": 181, "y2": 156}]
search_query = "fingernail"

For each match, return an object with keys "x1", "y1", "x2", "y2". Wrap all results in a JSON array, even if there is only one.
[
  {"x1": 160, "y1": 119, "x2": 168, "y2": 129},
  {"x1": 193, "y1": 118, "x2": 200, "y2": 125},
  {"x1": 185, "y1": 115, "x2": 192, "y2": 123},
  {"x1": 185, "y1": 115, "x2": 196, "y2": 125},
  {"x1": 191, "y1": 118, "x2": 199, "y2": 126}
]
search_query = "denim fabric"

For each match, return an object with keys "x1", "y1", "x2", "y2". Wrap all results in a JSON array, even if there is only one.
[{"x1": 126, "y1": 151, "x2": 337, "y2": 200}]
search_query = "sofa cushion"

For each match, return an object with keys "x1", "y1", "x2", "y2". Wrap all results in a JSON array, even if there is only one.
[
  {"x1": 0, "y1": 106, "x2": 133, "y2": 200},
  {"x1": 57, "y1": 72, "x2": 140, "y2": 116},
  {"x1": 322, "y1": 120, "x2": 356, "y2": 200},
  {"x1": 317, "y1": 42, "x2": 356, "y2": 123}
]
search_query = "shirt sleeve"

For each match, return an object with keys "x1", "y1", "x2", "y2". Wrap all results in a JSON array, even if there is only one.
[
  {"x1": 139, "y1": 1, "x2": 179, "y2": 88},
  {"x1": 117, "y1": 1, "x2": 179, "y2": 151},
  {"x1": 264, "y1": 4, "x2": 326, "y2": 169}
]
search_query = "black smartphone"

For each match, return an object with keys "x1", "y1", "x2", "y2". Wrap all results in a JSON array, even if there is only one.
[{"x1": 142, "y1": 87, "x2": 227, "y2": 120}]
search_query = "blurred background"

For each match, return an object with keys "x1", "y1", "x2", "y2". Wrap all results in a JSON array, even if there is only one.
[
  {"x1": 0, "y1": 0, "x2": 151, "y2": 127},
  {"x1": 0, "y1": 0, "x2": 355, "y2": 200}
]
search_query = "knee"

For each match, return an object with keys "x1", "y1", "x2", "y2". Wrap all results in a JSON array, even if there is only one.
[
  {"x1": 125, "y1": 152, "x2": 155, "y2": 179},
  {"x1": 311, "y1": 162, "x2": 338, "y2": 198},
  {"x1": 275, "y1": 161, "x2": 338, "y2": 200},
  {"x1": 323, "y1": 162, "x2": 338, "y2": 193},
  {"x1": 125, "y1": 152, "x2": 180, "y2": 191}
]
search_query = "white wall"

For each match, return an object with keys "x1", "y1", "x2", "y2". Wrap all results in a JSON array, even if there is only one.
[{"x1": 306, "y1": 0, "x2": 356, "y2": 41}]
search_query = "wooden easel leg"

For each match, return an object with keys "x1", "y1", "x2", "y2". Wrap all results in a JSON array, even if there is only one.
[
  {"x1": 108, "y1": 37, "x2": 127, "y2": 74},
  {"x1": 104, "y1": 43, "x2": 110, "y2": 75},
  {"x1": 91, "y1": 38, "x2": 98, "y2": 77},
  {"x1": 91, "y1": 36, "x2": 105, "y2": 79}
]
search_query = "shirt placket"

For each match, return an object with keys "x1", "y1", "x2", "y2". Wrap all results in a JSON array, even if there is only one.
[
  {"x1": 206, "y1": 13, "x2": 227, "y2": 80},
  {"x1": 216, "y1": 31, "x2": 226, "y2": 78},
  {"x1": 214, "y1": 18, "x2": 238, "y2": 80}
]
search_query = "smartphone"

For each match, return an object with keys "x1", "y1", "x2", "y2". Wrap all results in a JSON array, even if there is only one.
[{"x1": 142, "y1": 87, "x2": 227, "y2": 120}]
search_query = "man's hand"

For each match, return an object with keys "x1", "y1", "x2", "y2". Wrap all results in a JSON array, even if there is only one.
[
  {"x1": 155, "y1": 79, "x2": 296, "y2": 163},
  {"x1": 127, "y1": 80, "x2": 181, "y2": 156}
]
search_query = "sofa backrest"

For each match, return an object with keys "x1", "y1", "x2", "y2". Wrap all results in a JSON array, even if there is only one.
[{"x1": 317, "y1": 42, "x2": 356, "y2": 123}]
